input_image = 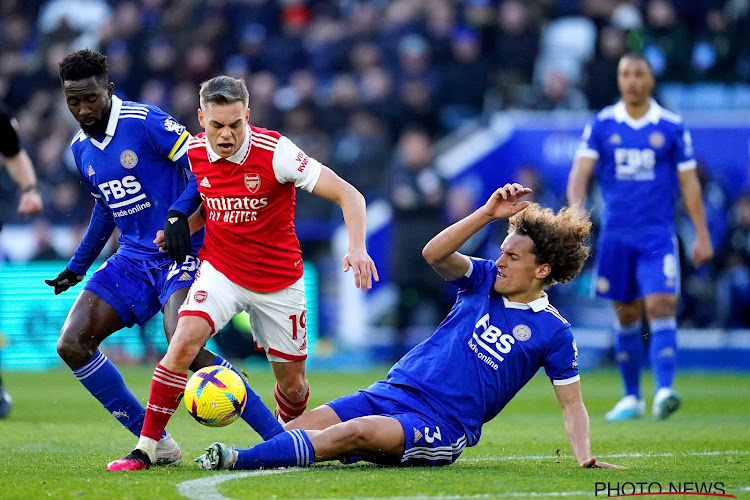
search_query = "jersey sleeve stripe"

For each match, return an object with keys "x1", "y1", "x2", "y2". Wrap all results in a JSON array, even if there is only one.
[
  {"x1": 251, "y1": 140, "x2": 276, "y2": 152},
  {"x1": 575, "y1": 148, "x2": 599, "y2": 159},
  {"x1": 119, "y1": 114, "x2": 148, "y2": 120},
  {"x1": 250, "y1": 132, "x2": 279, "y2": 147},
  {"x1": 677, "y1": 159, "x2": 697, "y2": 171},
  {"x1": 552, "y1": 374, "x2": 580, "y2": 385},
  {"x1": 168, "y1": 130, "x2": 191, "y2": 160},
  {"x1": 70, "y1": 130, "x2": 84, "y2": 145}
]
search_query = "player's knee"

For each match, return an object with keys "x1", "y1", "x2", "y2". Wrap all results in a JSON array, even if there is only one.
[
  {"x1": 166, "y1": 336, "x2": 202, "y2": 367},
  {"x1": 277, "y1": 375, "x2": 308, "y2": 402},
  {"x1": 645, "y1": 298, "x2": 677, "y2": 320},
  {"x1": 56, "y1": 331, "x2": 90, "y2": 364},
  {"x1": 341, "y1": 420, "x2": 371, "y2": 449}
]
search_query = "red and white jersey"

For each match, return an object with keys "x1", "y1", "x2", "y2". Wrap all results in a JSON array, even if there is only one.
[{"x1": 187, "y1": 125, "x2": 322, "y2": 292}]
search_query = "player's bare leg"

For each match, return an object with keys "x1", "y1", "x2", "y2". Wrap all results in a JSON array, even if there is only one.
[
  {"x1": 163, "y1": 289, "x2": 220, "y2": 371},
  {"x1": 108, "y1": 316, "x2": 212, "y2": 471},
  {"x1": 58, "y1": 291, "x2": 182, "y2": 465},
  {"x1": 644, "y1": 293, "x2": 681, "y2": 419},
  {"x1": 271, "y1": 360, "x2": 309, "y2": 422},
  {"x1": 284, "y1": 404, "x2": 341, "y2": 431},
  {"x1": 607, "y1": 300, "x2": 646, "y2": 421},
  {"x1": 56, "y1": 291, "x2": 122, "y2": 369},
  {"x1": 197, "y1": 415, "x2": 406, "y2": 470}
]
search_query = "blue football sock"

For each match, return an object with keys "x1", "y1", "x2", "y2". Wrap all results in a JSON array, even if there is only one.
[
  {"x1": 614, "y1": 321, "x2": 643, "y2": 399},
  {"x1": 649, "y1": 317, "x2": 677, "y2": 390},
  {"x1": 73, "y1": 350, "x2": 166, "y2": 439},
  {"x1": 235, "y1": 429, "x2": 314, "y2": 470},
  {"x1": 213, "y1": 355, "x2": 283, "y2": 440}
]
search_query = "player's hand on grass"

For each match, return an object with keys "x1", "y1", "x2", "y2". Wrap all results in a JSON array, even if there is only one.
[
  {"x1": 483, "y1": 183, "x2": 533, "y2": 220},
  {"x1": 164, "y1": 210, "x2": 191, "y2": 263},
  {"x1": 580, "y1": 457, "x2": 624, "y2": 469},
  {"x1": 45, "y1": 268, "x2": 84, "y2": 295},
  {"x1": 343, "y1": 248, "x2": 379, "y2": 291}
]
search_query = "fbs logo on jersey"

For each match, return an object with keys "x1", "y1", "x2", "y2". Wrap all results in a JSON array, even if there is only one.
[
  {"x1": 120, "y1": 150, "x2": 138, "y2": 169},
  {"x1": 87, "y1": 165, "x2": 95, "y2": 177},
  {"x1": 608, "y1": 133, "x2": 622, "y2": 145},
  {"x1": 596, "y1": 277, "x2": 610, "y2": 294},
  {"x1": 244, "y1": 173, "x2": 261, "y2": 193},
  {"x1": 194, "y1": 290, "x2": 207, "y2": 303},
  {"x1": 200, "y1": 176, "x2": 211, "y2": 188}
]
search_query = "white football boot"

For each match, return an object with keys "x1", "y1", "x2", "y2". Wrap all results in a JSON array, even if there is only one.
[
  {"x1": 605, "y1": 395, "x2": 645, "y2": 421},
  {"x1": 155, "y1": 433, "x2": 182, "y2": 466}
]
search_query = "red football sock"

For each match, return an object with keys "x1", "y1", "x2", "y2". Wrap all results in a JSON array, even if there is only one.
[
  {"x1": 274, "y1": 383, "x2": 309, "y2": 423},
  {"x1": 141, "y1": 364, "x2": 187, "y2": 441}
]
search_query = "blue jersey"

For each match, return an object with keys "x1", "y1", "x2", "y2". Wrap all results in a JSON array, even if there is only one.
[
  {"x1": 68, "y1": 96, "x2": 202, "y2": 274},
  {"x1": 576, "y1": 99, "x2": 695, "y2": 234},
  {"x1": 385, "y1": 258, "x2": 580, "y2": 446}
]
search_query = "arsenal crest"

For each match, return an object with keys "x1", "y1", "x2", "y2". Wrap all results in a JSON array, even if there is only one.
[
  {"x1": 194, "y1": 290, "x2": 207, "y2": 303},
  {"x1": 244, "y1": 173, "x2": 261, "y2": 193}
]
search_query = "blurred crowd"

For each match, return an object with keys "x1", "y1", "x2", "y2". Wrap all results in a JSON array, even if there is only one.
[{"x1": 1, "y1": 0, "x2": 750, "y2": 331}]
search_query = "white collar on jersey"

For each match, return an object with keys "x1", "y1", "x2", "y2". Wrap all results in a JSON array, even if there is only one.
[
  {"x1": 613, "y1": 98, "x2": 662, "y2": 130},
  {"x1": 502, "y1": 292, "x2": 549, "y2": 312},
  {"x1": 206, "y1": 124, "x2": 251, "y2": 164},
  {"x1": 78, "y1": 95, "x2": 123, "y2": 150}
]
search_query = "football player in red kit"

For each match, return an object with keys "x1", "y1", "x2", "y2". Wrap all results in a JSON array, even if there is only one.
[{"x1": 109, "y1": 75, "x2": 378, "y2": 471}]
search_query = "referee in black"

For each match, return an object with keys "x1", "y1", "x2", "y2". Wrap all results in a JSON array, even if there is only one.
[{"x1": 0, "y1": 104, "x2": 44, "y2": 418}]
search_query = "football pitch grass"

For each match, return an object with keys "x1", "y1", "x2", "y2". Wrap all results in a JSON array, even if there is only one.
[{"x1": 0, "y1": 367, "x2": 748, "y2": 500}]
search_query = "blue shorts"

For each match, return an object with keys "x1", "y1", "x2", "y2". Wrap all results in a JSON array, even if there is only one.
[
  {"x1": 593, "y1": 230, "x2": 680, "y2": 303},
  {"x1": 83, "y1": 252, "x2": 199, "y2": 328},
  {"x1": 326, "y1": 381, "x2": 467, "y2": 466}
]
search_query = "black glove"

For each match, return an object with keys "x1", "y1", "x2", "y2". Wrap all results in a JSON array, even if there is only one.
[
  {"x1": 164, "y1": 209, "x2": 191, "y2": 264},
  {"x1": 45, "y1": 268, "x2": 84, "y2": 295}
]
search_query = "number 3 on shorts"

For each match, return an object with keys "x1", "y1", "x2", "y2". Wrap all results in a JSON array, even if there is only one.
[{"x1": 424, "y1": 426, "x2": 442, "y2": 444}]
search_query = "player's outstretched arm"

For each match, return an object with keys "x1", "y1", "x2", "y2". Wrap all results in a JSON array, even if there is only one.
[
  {"x1": 566, "y1": 156, "x2": 595, "y2": 218},
  {"x1": 312, "y1": 167, "x2": 378, "y2": 291},
  {"x1": 553, "y1": 382, "x2": 624, "y2": 469},
  {"x1": 678, "y1": 168, "x2": 714, "y2": 267},
  {"x1": 423, "y1": 183, "x2": 531, "y2": 281}
]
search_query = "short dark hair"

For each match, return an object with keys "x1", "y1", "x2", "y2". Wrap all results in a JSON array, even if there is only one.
[
  {"x1": 619, "y1": 51, "x2": 654, "y2": 75},
  {"x1": 59, "y1": 49, "x2": 109, "y2": 84},
  {"x1": 199, "y1": 76, "x2": 249, "y2": 109},
  {"x1": 508, "y1": 204, "x2": 592, "y2": 287}
]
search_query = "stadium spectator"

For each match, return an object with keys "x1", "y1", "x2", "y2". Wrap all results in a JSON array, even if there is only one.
[
  {"x1": 108, "y1": 75, "x2": 378, "y2": 471},
  {"x1": 387, "y1": 127, "x2": 447, "y2": 359},
  {"x1": 48, "y1": 50, "x2": 283, "y2": 465},
  {"x1": 0, "y1": 103, "x2": 44, "y2": 418},
  {"x1": 716, "y1": 193, "x2": 750, "y2": 327},
  {"x1": 641, "y1": 0, "x2": 691, "y2": 81},
  {"x1": 194, "y1": 184, "x2": 622, "y2": 471},
  {"x1": 567, "y1": 52, "x2": 713, "y2": 421}
]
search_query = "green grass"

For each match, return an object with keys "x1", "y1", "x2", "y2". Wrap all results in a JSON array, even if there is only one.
[{"x1": 0, "y1": 367, "x2": 748, "y2": 499}]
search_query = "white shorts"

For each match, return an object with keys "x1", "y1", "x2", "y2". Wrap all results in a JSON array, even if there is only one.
[{"x1": 179, "y1": 260, "x2": 308, "y2": 362}]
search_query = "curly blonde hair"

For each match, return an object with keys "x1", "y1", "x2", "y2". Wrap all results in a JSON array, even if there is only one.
[{"x1": 508, "y1": 204, "x2": 592, "y2": 287}]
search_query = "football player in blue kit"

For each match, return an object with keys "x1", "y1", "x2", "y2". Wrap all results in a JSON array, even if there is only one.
[
  {"x1": 567, "y1": 52, "x2": 713, "y2": 421},
  {"x1": 195, "y1": 183, "x2": 621, "y2": 470},
  {"x1": 46, "y1": 49, "x2": 282, "y2": 465}
]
